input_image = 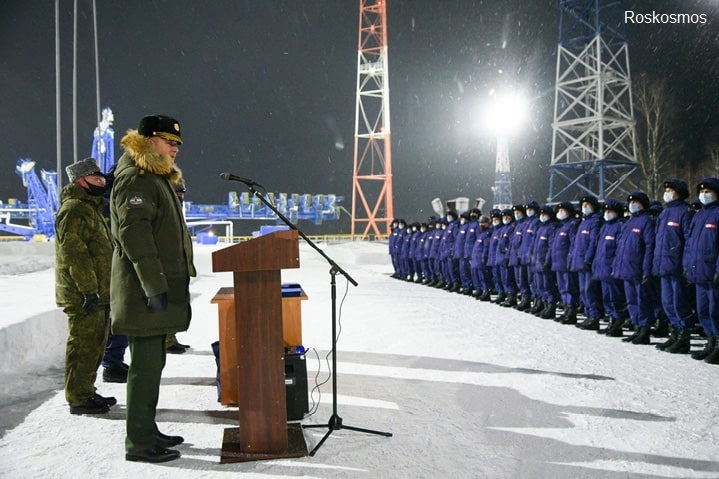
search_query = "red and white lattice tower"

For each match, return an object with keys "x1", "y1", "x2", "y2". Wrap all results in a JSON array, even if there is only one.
[{"x1": 351, "y1": 0, "x2": 394, "y2": 239}]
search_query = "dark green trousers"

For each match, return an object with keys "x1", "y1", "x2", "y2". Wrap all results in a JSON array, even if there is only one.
[
  {"x1": 64, "y1": 305, "x2": 110, "y2": 405},
  {"x1": 125, "y1": 334, "x2": 166, "y2": 452}
]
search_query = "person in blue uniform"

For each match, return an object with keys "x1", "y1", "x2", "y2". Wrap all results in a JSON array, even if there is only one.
[
  {"x1": 389, "y1": 218, "x2": 401, "y2": 278},
  {"x1": 683, "y1": 178, "x2": 719, "y2": 364},
  {"x1": 471, "y1": 216, "x2": 493, "y2": 301},
  {"x1": 532, "y1": 205, "x2": 560, "y2": 319},
  {"x1": 653, "y1": 179, "x2": 695, "y2": 353},
  {"x1": 440, "y1": 211, "x2": 460, "y2": 291},
  {"x1": 518, "y1": 201, "x2": 540, "y2": 312},
  {"x1": 461, "y1": 209, "x2": 481, "y2": 295},
  {"x1": 593, "y1": 199, "x2": 628, "y2": 336},
  {"x1": 497, "y1": 209, "x2": 517, "y2": 307},
  {"x1": 429, "y1": 218, "x2": 446, "y2": 287},
  {"x1": 570, "y1": 195, "x2": 604, "y2": 330},
  {"x1": 611, "y1": 191, "x2": 656, "y2": 344},
  {"x1": 453, "y1": 212, "x2": 471, "y2": 293},
  {"x1": 487, "y1": 210, "x2": 505, "y2": 303},
  {"x1": 550, "y1": 202, "x2": 580, "y2": 323},
  {"x1": 508, "y1": 204, "x2": 530, "y2": 309}
]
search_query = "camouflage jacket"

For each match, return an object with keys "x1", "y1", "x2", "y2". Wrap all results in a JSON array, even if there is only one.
[
  {"x1": 55, "y1": 183, "x2": 112, "y2": 307},
  {"x1": 109, "y1": 130, "x2": 196, "y2": 336}
]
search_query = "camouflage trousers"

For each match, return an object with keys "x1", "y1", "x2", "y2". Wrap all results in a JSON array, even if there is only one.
[{"x1": 64, "y1": 305, "x2": 110, "y2": 405}]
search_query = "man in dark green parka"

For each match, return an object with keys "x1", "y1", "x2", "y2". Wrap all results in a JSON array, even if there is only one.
[
  {"x1": 110, "y1": 115, "x2": 195, "y2": 463},
  {"x1": 56, "y1": 157, "x2": 116, "y2": 415}
]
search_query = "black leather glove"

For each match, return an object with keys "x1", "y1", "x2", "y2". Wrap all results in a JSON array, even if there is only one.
[
  {"x1": 147, "y1": 292, "x2": 168, "y2": 311},
  {"x1": 683, "y1": 270, "x2": 689, "y2": 279},
  {"x1": 543, "y1": 263, "x2": 551, "y2": 271},
  {"x1": 82, "y1": 293, "x2": 100, "y2": 313},
  {"x1": 641, "y1": 275, "x2": 649, "y2": 284},
  {"x1": 502, "y1": 258, "x2": 509, "y2": 267},
  {"x1": 583, "y1": 262, "x2": 592, "y2": 272},
  {"x1": 714, "y1": 272, "x2": 719, "y2": 286}
]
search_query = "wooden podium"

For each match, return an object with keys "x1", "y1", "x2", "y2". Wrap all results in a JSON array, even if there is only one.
[{"x1": 211, "y1": 230, "x2": 307, "y2": 462}]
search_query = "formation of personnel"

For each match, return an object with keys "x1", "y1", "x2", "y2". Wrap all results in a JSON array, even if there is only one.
[{"x1": 389, "y1": 178, "x2": 719, "y2": 365}]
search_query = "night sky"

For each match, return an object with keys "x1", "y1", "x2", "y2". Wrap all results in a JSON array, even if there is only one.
[{"x1": 1, "y1": 0, "x2": 717, "y2": 232}]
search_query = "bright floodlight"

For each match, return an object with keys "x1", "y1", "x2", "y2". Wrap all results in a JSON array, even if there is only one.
[{"x1": 483, "y1": 91, "x2": 528, "y2": 136}]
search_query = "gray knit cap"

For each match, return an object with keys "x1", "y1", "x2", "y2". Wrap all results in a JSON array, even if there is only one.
[{"x1": 66, "y1": 158, "x2": 101, "y2": 183}]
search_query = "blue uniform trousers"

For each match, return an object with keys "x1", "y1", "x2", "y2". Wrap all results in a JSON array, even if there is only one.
[
  {"x1": 556, "y1": 271, "x2": 579, "y2": 306},
  {"x1": 623, "y1": 279, "x2": 655, "y2": 327},
  {"x1": 536, "y1": 271, "x2": 559, "y2": 303},
  {"x1": 501, "y1": 265, "x2": 516, "y2": 294},
  {"x1": 694, "y1": 283, "x2": 719, "y2": 336},
  {"x1": 102, "y1": 333, "x2": 128, "y2": 369},
  {"x1": 579, "y1": 271, "x2": 604, "y2": 319},
  {"x1": 660, "y1": 275, "x2": 694, "y2": 328},
  {"x1": 600, "y1": 278, "x2": 626, "y2": 320},
  {"x1": 514, "y1": 265, "x2": 530, "y2": 297}
]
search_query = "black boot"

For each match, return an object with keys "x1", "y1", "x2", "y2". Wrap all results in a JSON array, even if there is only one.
[
  {"x1": 667, "y1": 328, "x2": 691, "y2": 354},
  {"x1": 560, "y1": 305, "x2": 578, "y2": 325},
  {"x1": 631, "y1": 326, "x2": 651, "y2": 345},
  {"x1": 653, "y1": 320, "x2": 669, "y2": 338},
  {"x1": 501, "y1": 293, "x2": 517, "y2": 307},
  {"x1": 691, "y1": 336, "x2": 716, "y2": 361},
  {"x1": 530, "y1": 299, "x2": 544, "y2": 315},
  {"x1": 704, "y1": 343, "x2": 719, "y2": 364},
  {"x1": 579, "y1": 317, "x2": 600, "y2": 331},
  {"x1": 622, "y1": 326, "x2": 641, "y2": 342},
  {"x1": 515, "y1": 296, "x2": 531, "y2": 311},
  {"x1": 493, "y1": 292, "x2": 507, "y2": 304},
  {"x1": 606, "y1": 317, "x2": 624, "y2": 337},
  {"x1": 540, "y1": 302, "x2": 557, "y2": 320},
  {"x1": 479, "y1": 290, "x2": 492, "y2": 302},
  {"x1": 656, "y1": 327, "x2": 679, "y2": 351}
]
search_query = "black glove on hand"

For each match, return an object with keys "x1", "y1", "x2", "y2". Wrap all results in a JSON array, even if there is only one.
[
  {"x1": 583, "y1": 262, "x2": 592, "y2": 272},
  {"x1": 147, "y1": 292, "x2": 168, "y2": 311},
  {"x1": 82, "y1": 293, "x2": 100, "y2": 313},
  {"x1": 714, "y1": 272, "x2": 719, "y2": 286}
]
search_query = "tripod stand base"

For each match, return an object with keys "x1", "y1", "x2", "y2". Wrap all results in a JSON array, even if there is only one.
[
  {"x1": 303, "y1": 414, "x2": 392, "y2": 456},
  {"x1": 220, "y1": 423, "x2": 308, "y2": 463}
]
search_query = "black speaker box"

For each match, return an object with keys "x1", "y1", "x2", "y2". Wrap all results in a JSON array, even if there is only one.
[{"x1": 284, "y1": 352, "x2": 309, "y2": 421}]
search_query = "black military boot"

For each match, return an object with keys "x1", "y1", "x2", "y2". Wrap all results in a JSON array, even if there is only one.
[
  {"x1": 530, "y1": 299, "x2": 544, "y2": 315},
  {"x1": 579, "y1": 317, "x2": 600, "y2": 331},
  {"x1": 667, "y1": 328, "x2": 691, "y2": 354},
  {"x1": 479, "y1": 290, "x2": 492, "y2": 301},
  {"x1": 691, "y1": 336, "x2": 716, "y2": 361},
  {"x1": 605, "y1": 317, "x2": 624, "y2": 337},
  {"x1": 656, "y1": 327, "x2": 679, "y2": 351},
  {"x1": 631, "y1": 326, "x2": 651, "y2": 345},
  {"x1": 704, "y1": 343, "x2": 719, "y2": 364},
  {"x1": 652, "y1": 320, "x2": 669, "y2": 338},
  {"x1": 622, "y1": 325, "x2": 641, "y2": 342},
  {"x1": 515, "y1": 295, "x2": 531, "y2": 311},
  {"x1": 501, "y1": 293, "x2": 517, "y2": 307},
  {"x1": 493, "y1": 292, "x2": 507, "y2": 304},
  {"x1": 560, "y1": 305, "x2": 578, "y2": 325},
  {"x1": 540, "y1": 302, "x2": 557, "y2": 320}
]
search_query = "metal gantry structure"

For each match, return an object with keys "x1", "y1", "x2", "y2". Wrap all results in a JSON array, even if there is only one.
[
  {"x1": 492, "y1": 136, "x2": 513, "y2": 210},
  {"x1": 549, "y1": 0, "x2": 638, "y2": 202},
  {"x1": 351, "y1": 0, "x2": 394, "y2": 239}
]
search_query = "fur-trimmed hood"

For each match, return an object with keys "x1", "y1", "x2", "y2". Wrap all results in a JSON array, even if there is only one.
[{"x1": 120, "y1": 129, "x2": 176, "y2": 177}]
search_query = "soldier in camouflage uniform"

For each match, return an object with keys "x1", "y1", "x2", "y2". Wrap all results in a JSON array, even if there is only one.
[{"x1": 55, "y1": 158, "x2": 116, "y2": 415}]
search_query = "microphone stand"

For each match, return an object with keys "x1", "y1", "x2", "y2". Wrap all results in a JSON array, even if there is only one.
[{"x1": 237, "y1": 180, "x2": 392, "y2": 456}]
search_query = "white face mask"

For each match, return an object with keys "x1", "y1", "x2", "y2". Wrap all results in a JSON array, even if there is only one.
[
  {"x1": 420, "y1": 227, "x2": 427, "y2": 233},
  {"x1": 604, "y1": 211, "x2": 617, "y2": 222},
  {"x1": 514, "y1": 212, "x2": 524, "y2": 221},
  {"x1": 399, "y1": 224, "x2": 405, "y2": 229},
  {"x1": 492, "y1": 220, "x2": 501, "y2": 227},
  {"x1": 628, "y1": 202, "x2": 640, "y2": 214},
  {"x1": 502, "y1": 218, "x2": 511, "y2": 225},
  {"x1": 539, "y1": 214, "x2": 549, "y2": 223},
  {"x1": 526, "y1": 209, "x2": 536, "y2": 217},
  {"x1": 582, "y1": 206, "x2": 593, "y2": 216},
  {"x1": 556, "y1": 210, "x2": 568, "y2": 221},
  {"x1": 663, "y1": 191, "x2": 676, "y2": 204},
  {"x1": 699, "y1": 192, "x2": 715, "y2": 205}
]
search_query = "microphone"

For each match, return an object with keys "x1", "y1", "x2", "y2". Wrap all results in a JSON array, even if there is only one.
[{"x1": 219, "y1": 172, "x2": 257, "y2": 186}]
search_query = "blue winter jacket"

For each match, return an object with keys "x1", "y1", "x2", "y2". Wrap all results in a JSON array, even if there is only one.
[
  {"x1": 470, "y1": 226, "x2": 492, "y2": 267},
  {"x1": 495, "y1": 221, "x2": 515, "y2": 266},
  {"x1": 439, "y1": 220, "x2": 459, "y2": 260},
  {"x1": 463, "y1": 220, "x2": 479, "y2": 259},
  {"x1": 549, "y1": 218, "x2": 579, "y2": 272},
  {"x1": 453, "y1": 220, "x2": 470, "y2": 259},
  {"x1": 487, "y1": 224, "x2": 502, "y2": 267},
  {"x1": 592, "y1": 218, "x2": 623, "y2": 281},
  {"x1": 508, "y1": 217, "x2": 527, "y2": 266},
  {"x1": 683, "y1": 200, "x2": 719, "y2": 284},
  {"x1": 611, "y1": 210, "x2": 655, "y2": 281},
  {"x1": 518, "y1": 216, "x2": 540, "y2": 266},
  {"x1": 531, "y1": 221, "x2": 557, "y2": 272},
  {"x1": 568, "y1": 213, "x2": 603, "y2": 272},
  {"x1": 652, "y1": 199, "x2": 693, "y2": 276}
]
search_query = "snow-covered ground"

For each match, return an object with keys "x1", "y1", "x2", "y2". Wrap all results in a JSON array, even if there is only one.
[{"x1": 1, "y1": 239, "x2": 718, "y2": 479}]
